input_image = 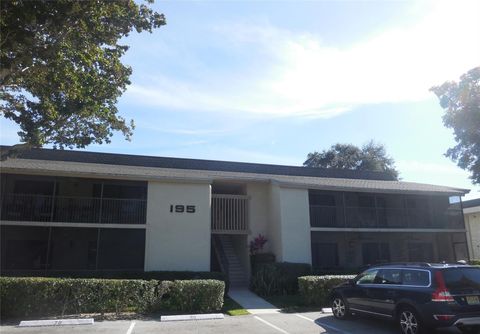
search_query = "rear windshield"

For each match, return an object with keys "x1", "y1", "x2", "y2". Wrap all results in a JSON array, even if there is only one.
[{"x1": 443, "y1": 268, "x2": 480, "y2": 290}]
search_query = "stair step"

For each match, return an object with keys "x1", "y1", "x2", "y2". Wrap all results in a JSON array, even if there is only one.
[{"x1": 215, "y1": 235, "x2": 249, "y2": 287}]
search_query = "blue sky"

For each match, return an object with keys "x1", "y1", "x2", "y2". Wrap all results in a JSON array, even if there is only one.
[{"x1": 1, "y1": 0, "x2": 480, "y2": 199}]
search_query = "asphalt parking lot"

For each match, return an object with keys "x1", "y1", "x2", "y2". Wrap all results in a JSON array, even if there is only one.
[{"x1": 1, "y1": 312, "x2": 464, "y2": 334}]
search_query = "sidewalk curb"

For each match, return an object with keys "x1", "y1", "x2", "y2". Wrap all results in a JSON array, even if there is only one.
[{"x1": 19, "y1": 319, "x2": 94, "y2": 327}]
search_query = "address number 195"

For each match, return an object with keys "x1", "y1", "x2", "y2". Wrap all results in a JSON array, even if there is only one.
[{"x1": 169, "y1": 205, "x2": 196, "y2": 213}]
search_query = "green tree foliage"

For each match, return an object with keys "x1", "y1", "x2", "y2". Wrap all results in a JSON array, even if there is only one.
[
  {"x1": 303, "y1": 141, "x2": 399, "y2": 179},
  {"x1": 0, "y1": 0, "x2": 165, "y2": 149},
  {"x1": 431, "y1": 67, "x2": 480, "y2": 184}
]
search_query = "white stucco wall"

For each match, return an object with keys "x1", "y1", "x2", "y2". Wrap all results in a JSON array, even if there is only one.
[
  {"x1": 145, "y1": 182, "x2": 211, "y2": 271},
  {"x1": 465, "y1": 209, "x2": 480, "y2": 259},
  {"x1": 247, "y1": 183, "x2": 270, "y2": 252},
  {"x1": 278, "y1": 187, "x2": 312, "y2": 264},
  {"x1": 268, "y1": 182, "x2": 283, "y2": 261}
]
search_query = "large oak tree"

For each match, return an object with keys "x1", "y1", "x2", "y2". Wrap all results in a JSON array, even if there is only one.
[
  {"x1": 0, "y1": 0, "x2": 165, "y2": 151},
  {"x1": 431, "y1": 66, "x2": 480, "y2": 184},
  {"x1": 304, "y1": 141, "x2": 399, "y2": 180}
]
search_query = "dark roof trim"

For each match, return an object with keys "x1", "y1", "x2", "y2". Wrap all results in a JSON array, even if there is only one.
[
  {"x1": 0, "y1": 146, "x2": 396, "y2": 181},
  {"x1": 463, "y1": 198, "x2": 480, "y2": 208}
]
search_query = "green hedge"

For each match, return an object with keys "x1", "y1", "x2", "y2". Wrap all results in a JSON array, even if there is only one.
[
  {"x1": 1, "y1": 271, "x2": 226, "y2": 282},
  {"x1": 298, "y1": 275, "x2": 356, "y2": 306},
  {"x1": 251, "y1": 262, "x2": 311, "y2": 296},
  {"x1": 0, "y1": 277, "x2": 225, "y2": 319},
  {"x1": 162, "y1": 280, "x2": 225, "y2": 312}
]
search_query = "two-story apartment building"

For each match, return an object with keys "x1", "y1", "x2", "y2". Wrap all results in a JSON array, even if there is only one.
[{"x1": 0, "y1": 146, "x2": 470, "y2": 284}]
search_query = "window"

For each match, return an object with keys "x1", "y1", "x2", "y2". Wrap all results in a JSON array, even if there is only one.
[
  {"x1": 408, "y1": 243, "x2": 434, "y2": 262},
  {"x1": 443, "y1": 268, "x2": 480, "y2": 290},
  {"x1": 309, "y1": 191, "x2": 343, "y2": 227},
  {"x1": 309, "y1": 193, "x2": 336, "y2": 206},
  {"x1": 375, "y1": 269, "x2": 402, "y2": 284},
  {"x1": 97, "y1": 229, "x2": 145, "y2": 270},
  {"x1": 102, "y1": 183, "x2": 147, "y2": 199},
  {"x1": 48, "y1": 227, "x2": 98, "y2": 270},
  {"x1": 1, "y1": 226, "x2": 49, "y2": 270},
  {"x1": 1, "y1": 225, "x2": 145, "y2": 272},
  {"x1": 362, "y1": 243, "x2": 390, "y2": 265},
  {"x1": 356, "y1": 269, "x2": 379, "y2": 285},
  {"x1": 405, "y1": 196, "x2": 427, "y2": 209},
  {"x1": 311, "y1": 243, "x2": 339, "y2": 268},
  {"x1": 402, "y1": 269, "x2": 430, "y2": 286},
  {"x1": 358, "y1": 195, "x2": 375, "y2": 208}
]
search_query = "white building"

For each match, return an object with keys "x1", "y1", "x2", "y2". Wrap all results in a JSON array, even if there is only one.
[{"x1": 0, "y1": 146, "x2": 470, "y2": 285}]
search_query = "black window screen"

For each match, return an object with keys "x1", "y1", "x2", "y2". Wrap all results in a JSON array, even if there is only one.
[
  {"x1": 97, "y1": 229, "x2": 145, "y2": 270},
  {"x1": 311, "y1": 242, "x2": 339, "y2": 268},
  {"x1": 309, "y1": 194, "x2": 336, "y2": 206},
  {"x1": 1, "y1": 226, "x2": 145, "y2": 273},
  {"x1": 48, "y1": 227, "x2": 98, "y2": 270},
  {"x1": 1, "y1": 225, "x2": 49, "y2": 270},
  {"x1": 358, "y1": 195, "x2": 375, "y2": 207},
  {"x1": 408, "y1": 243, "x2": 434, "y2": 262},
  {"x1": 14, "y1": 180, "x2": 54, "y2": 195},
  {"x1": 362, "y1": 243, "x2": 390, "y2": 265},
  {"x1": 102, "y1": 184, "x2": 147, "y2": 199}
]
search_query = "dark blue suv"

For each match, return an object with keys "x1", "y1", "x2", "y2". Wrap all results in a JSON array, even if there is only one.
[{"x1": 330, "y1": 263, "x2": 480, "y2": 334}]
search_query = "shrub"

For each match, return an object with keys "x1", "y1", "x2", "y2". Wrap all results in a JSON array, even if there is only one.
[
  {"x1": 0, "y1": 277, "x2": 157, "y2": 318},
  {"x1": 0, "y1": 270, "x2": 226, "y2": 282},
  {"x1": 0, "y1": 277, "x2": 224, "y2": 319},
  {"x1": 298, "y1": 275, "x2": 356, "y2": 306},
  {"x1": 469, "y1": 260, "x2": 480, "y2": 266},
  {"x1": 251, "y1": 262, "x2": 311, "y2": 296},
  {"x1": 162, "y1": 280, "x2": 225, "y2": 313},
  {"x1": 312, "y1": 267, "x2": 360, "y2": 276}
]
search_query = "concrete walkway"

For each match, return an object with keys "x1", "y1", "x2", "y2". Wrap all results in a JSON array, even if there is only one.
[{"x1": 228, "y1": 288, "x2": 281, "y2": 314}]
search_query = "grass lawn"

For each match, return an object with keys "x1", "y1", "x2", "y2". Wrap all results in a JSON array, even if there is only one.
[
  {"x1": 264, "y1": 294, "x2": 323, "y2": 313},
  {"x1": 222, "y1": 297, "x2": 250, "y2": 316}
]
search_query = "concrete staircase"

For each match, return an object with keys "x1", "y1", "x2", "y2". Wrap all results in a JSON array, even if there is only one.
[{"x1": 217, "y1": 235, "x2": 248, "y2": 288}]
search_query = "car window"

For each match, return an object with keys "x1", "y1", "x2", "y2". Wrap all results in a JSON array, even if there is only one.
[
  {"x1": 443, "y1": 268, "x2": 480, "y2": 290},
  {"x1": 375, "y1": 269, "x2": 402, "y2": 284},
  {"x1": 356, "y1": 269, "x2": 379, "y2": 285},
  {"x1": 402, "y1": 269, "x2": 430, "y2": 286}
]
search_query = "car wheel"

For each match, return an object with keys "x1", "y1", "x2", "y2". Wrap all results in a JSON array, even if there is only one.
[
  {"x1": 331, "y1": 296, "x2": 349, "y2": 320},
  {"x1": 398, "y1": 307, "x2": 424, "y2": 334}
]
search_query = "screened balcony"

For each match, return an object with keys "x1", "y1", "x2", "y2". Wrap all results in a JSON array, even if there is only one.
[
  {"x1": 309, "y1": 190, "x2": 464, "y2": 229},
  {"x1": 1, "y1": 174, "x2": 147, "y2": 225}
]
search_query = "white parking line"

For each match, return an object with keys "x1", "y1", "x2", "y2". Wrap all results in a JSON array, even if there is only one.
[
  {"x1": 126, "y1": 321, "x2": 136, "y2": 334},
  {"x1": 254, "y1": 316, "x2": 290, "y2": 334},
  {"x1": 294, "y1": 314, "x2": 352, "y2": 334},
  {"x1": 294, "y1": 314, "x2": 314, "y2": 322}
]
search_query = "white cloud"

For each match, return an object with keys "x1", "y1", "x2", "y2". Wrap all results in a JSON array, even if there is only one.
[
  {"x1": 396, "y1": 159, "x2": 480, "y2": 199},
  {"x1": 397, "y1": 160, "x2": 467, "y2": 176},
  {"x1": 125, "y1": 0, "x2": 480, "y2": 118}
]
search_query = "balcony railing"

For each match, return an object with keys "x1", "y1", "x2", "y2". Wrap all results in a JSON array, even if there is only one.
[
  {"x1": 310, "y1": 205, "x2": 464, "y2": 229},
  {"x1": 211, "y1": 194, "x2": 249, "y2": 234},
  {"x1": 1, "y1": 194, "x2": 146, "y2": 224}
]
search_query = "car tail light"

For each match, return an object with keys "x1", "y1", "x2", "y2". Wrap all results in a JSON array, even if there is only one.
[
  {"x1": 432, "y1": 271, "x2": 454, "y2": 302},
  {"x1": 433, "y1": 315, "x2": 455, "y2": 321}
]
